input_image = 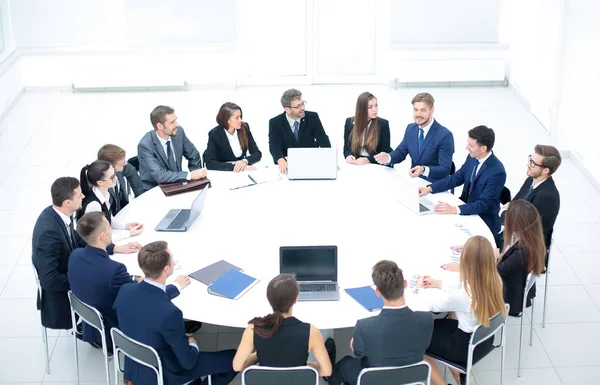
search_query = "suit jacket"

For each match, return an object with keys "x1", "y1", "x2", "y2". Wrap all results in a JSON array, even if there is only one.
[
  {"x1": 68, "y1": 245, "x2": 179, "y2": 348},
  {"x1": 203, "y1": 125, "x2": 262, "y2": 171},
  {"x1": 388, "y1": 120, "x2": 455, "y2": 182},
  {"x1": 114, "y1": 281, "x2": 202, "y2": 385},
  {"x1": 353, "y1": 307, "x2": 433, "y2": 368},
  {"x1": 138, "y1": 127, "x2": 203, "y2": 191},
  {"x1": 497, "y1": 243, "x2": 535, "y2": 316},
  {"x1": 430, "y1": 153, "x2": 507, "y2": 235},
  {"x1": 268, "y1": 111, "x2": 331, "y2": 163},
  {"x1": 511, "y1": 177, "x2": 560, "y2": 247},
  {"x1": 343, "y1": 117, "x2": 392, "y2": 163},
  {"x1": 32, "y1": 206, "x2": 87, "y2": 329}
]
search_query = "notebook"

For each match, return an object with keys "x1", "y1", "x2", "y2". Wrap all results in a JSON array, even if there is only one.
[
  {"x1": 345, "y1": 286, "x2": 383, "y2": 311},
  {"x1": 207, "y1": 269, "x2": 259, "y2": 300},
  {"x1": 189, "y1": 260, "x2": 242, "y2": 285}
]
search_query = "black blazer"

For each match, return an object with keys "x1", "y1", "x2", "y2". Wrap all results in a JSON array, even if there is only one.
[
  {"x1": 203, "y1": 125, "x2": 262, "y2": 171},
  {"x1": 268, "y1": 111, "x2": 331, "y2": 163},
  {"x1": 498, "y1": 243, "x2": 535, "y2": 316},
  {"x1": 511, "y1": 177, "x2": 560, "y2": 248},
  {"x1": 343, "y1": 117, "x2": 392, "y2": 163},
  {"x1": 353, "y1": 307, "x2": 433, "y2": 368},
  {"x1": 32, "y1": 206, "x2": 87, "y2": 329}
]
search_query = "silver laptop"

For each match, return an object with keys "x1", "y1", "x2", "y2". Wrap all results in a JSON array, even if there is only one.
[
  {"x1": 396, "y1": 180, "x2": 437, "y2": 216},
  {"x1": 155, "y1": 188, "x2": 207, "y2": 232},
  {"x1": 280, "y1": 246, "x2": 340, "y2": 301},
  {"x1": 287, "y1": 148, "x2": 337, "y2": 180}
]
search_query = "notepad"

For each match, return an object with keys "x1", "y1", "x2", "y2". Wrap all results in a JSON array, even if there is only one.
[
  {"x1": 189, "y1": 260, "x2": 242, "y2": 285},
  {"x1": 345, "y1": 286, "x2": 383, "y2": 311},
  {"x1": 207, "y1": 269, "x2": 259, "y2": 300}
]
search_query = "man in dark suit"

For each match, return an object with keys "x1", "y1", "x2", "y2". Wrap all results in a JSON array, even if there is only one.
[
  {"x1": 328, "y1": 260, "x2": 433, "y2": 385},
  {"x1": 501, "y1": 144, "x2": 562, "y2": 248},
  {"x1": 138, "y1": 105, "x2": 207, "y2": 191},
  {"x1": 68, "y1": 212, "x2": 188, "y2": 351},
  {"x1": 419, "y1": 126, "x2": 507, "y2": 240},
  {"x1": 375, "y1": 93, "x2": 455, "y2": 182},
  {"x1": 31, "y1": 177, "x2": 141, "y2": 331},
  {"x1": 268, "y1": 89, "x2": 331, "y2": 174},
  {"x1": 114, "y1": 241, "x2": 237, "y2": 385},
  {"x1": 98, "y1": 144, "x2": 143, "y2": 215}
]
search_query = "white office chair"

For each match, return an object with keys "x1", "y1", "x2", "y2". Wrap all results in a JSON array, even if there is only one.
[
  {"x1": 357, "y1": 361, "x2": 431, "y2": 385},
  {"x1": 542, "y1": 232, "x2": 554, "y2": 328},
  {"x1": 512, "y1": 272, "x2": 538, "y2": 377},
  {"x1": 68, "y1": 291, "x2": 111, "y2": 385},
  {"x1": 32, "y1": 264, "x2": 50, "y2": 375}
]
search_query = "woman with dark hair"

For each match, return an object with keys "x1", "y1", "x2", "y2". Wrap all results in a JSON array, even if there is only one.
[
  {"x1": 232, "y1": 274, "x2": 332, "y2": 376},
  {"x1": 203, "y1": 102, "x2": 262, "y2": 172},
  {"x1": 343, "y1": 92, "x2": 392, "y2": 165},
  {"x1": 78, "y1": 160, "x2": 143, "y2": 241},
  {"x1": 498, "y1": 199, "x2": 546, "y2": 316}
]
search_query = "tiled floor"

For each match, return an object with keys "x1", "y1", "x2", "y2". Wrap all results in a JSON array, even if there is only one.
[{"x1": 0, "y1": 86, "x2": 598, "y2": 385}]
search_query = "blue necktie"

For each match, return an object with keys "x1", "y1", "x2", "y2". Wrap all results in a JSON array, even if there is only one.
[
  {"x1": 418, "y1": 128, "x2": 424, "y2": 153},
  {"x1": 293, "y1": 121, "x2": 299, "y2": 142},
  {"x1": 468, "y1": 162, "x2": 478, "y2": 195}
]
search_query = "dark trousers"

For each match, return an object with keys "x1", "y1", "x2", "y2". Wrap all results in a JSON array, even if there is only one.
[
  {"x1": 329, "y1": 356, "x2": 363, "y2": 385},
  {"x1": 188, "y1": 349, "x2": 238, "y2": 385}
]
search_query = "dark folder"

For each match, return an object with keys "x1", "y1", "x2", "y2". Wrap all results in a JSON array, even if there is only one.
[
  {"x1": 189, "y1": 260, "x2": 242, "y2": 285},
  {"x1": 345, "y1": 286, "x2": 383, "y2": 311},
  {"x1": 207, "y1": 269, "x2": 259, "y2": 300}
]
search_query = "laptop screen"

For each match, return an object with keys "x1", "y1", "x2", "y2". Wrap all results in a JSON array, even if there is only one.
[{"x1": 279, "y1": 246, "x2": 337, "y2": 282}]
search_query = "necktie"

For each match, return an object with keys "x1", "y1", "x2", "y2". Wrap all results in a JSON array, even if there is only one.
[
  {"x1": 166, "y1": 141, "x2": 178, "y2": 171},
  {"x1": 68, "y1": 216, "x2": 76, "y2": 249},
  {"x1": 468, "y1": 162, "x2": 479, "y2": 196},
  {"x1": 293, "y1": 121, "x2": 299, "y2": 142},
  {"x1": 418, "y1": 128, "x2": 425, "y2": 153},
  {"x1": 527, "y1": 183, "x2": 534, "y2": 197}
]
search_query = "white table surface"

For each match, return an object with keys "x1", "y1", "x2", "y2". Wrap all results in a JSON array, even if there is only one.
[{"x1": 111, "y1": 161, "x2": 494, "y2": 330}]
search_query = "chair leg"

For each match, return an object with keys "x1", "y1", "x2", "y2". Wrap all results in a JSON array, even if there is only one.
[
  {"x1": 500, "y1": 341, "x2": 506, "y2": 385},
  {"x1": 73, "y1": 328, "x2": 80, "y2": 385},
  {"x1": 543, "y1": 259, "x2": 550, "y2": 328},
  {"x1": 530, "y1": 299, "x2": 535, "y2": 346},
  {"x1": 102, "y1": 345, "x2": 110, "y2": 385},
  {"x1": 42, "y1": 326, "x2": 50, "y2": 374},
  {"x1": 518, "y1": 314, "x2": 524, "y2": 378}
]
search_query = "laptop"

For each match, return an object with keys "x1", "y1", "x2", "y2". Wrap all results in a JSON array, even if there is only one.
[
  {"x1": 279, "y1": 245, "x2": 340, "y2": 301},
  {"x1": 396, "y1": 180, "x2": 437, "y2": 216},
  {"x1": 155, "y1": 188, "x2": 208, "y2": 232},
  {"x1": 287, "y1": 148, "x2": 337, "y2": 180}
]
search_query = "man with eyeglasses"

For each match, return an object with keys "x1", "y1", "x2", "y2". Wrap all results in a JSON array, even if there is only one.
[
  {"x1": 500, "y1": 145, "x2": 561, "y2": 250},
  {"x1": 269, "y1": 88, "x2": 331, "y2": 174}
]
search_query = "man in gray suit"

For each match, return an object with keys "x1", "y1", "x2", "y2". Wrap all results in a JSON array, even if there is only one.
[
  {"x1": 138, "y1": 105, "x2": 207, "y2": 191},
  {"x1": 328, "y1": 261, "x2": 434, "y2": 385}
]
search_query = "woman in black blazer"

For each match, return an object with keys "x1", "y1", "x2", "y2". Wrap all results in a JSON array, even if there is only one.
[
  {"x1": 498, "y1": 199, "x2": 546, "y2": 316},
  {"x1": 343, "y1": 92, "x2": 392, "y2": 165},
  {"x1": 203, "y1": 102, "x2": 262, "y2": 172}
]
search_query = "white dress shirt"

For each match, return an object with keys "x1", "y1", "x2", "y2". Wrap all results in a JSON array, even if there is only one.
[
  {"x1": 157, "y1": 134, "x2": 193, "y2": 179},
  {"x1": 358, "y1": 120, "x2": 373, "y2": 156},
  {"x1": 420, "y1": 279, "x2": 479, "y2": 333},
  {"x1": 286, "y1": 114, "x2": 301, "y2": 134},
  {"x1": 85, "y1": 187, "x2": 131, "y2": 241},
  {"x1": 456, "y1": 151, "x2": 494, "y2": 214},
  {"x1": 382, "y1": 304, "x2": 408, "y2": 310},
  {"x1": 419, "y1": 118, "x2": 435, "y2": 177},
  {"x1": 532, "y1": 178, "x2": 547, "y2": 190},
  {"x1": 52, "y1": 207, "x2": 72, "y2": 239},
  {"x1": 224, "y1": 128, "x2": 243, "y2": 158}
]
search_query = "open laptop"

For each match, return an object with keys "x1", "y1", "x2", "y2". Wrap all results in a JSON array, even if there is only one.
[
  {"x1": 287, "y1": 148, "x2": 337, "y2": 180},
  {"x1": 155, "y1": 188, "x2": 207, "y2": 232},
  {"x1": 279, "y1": 245, "x2": 340, "y2": 301},
  {"x1": 396, "y1": 180, "x2": 437, "y2": 216}
]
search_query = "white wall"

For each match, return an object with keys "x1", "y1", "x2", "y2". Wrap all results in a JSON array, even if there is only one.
[{"x1": 0, "y1": 0, "x2": 14, "y2": 59}]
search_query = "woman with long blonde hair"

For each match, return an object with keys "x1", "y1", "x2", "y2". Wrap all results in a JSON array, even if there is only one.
[
  {"x1": 419, "y1": 236, "x2": 507, "y2": 385},
  {"x1": 343, "y1": 92, "x2": 392, "y2": 165}
]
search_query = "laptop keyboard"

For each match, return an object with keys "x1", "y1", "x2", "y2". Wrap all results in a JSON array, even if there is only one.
[
  {"x1": 167, "y1": 210, "x2": 191, "y2": 229},
  {"x1": 299, "y1": 283, "x2": 336, "y2": 292}
]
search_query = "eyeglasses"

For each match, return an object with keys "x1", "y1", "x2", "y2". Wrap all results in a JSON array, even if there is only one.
[
  {"x1": 528, "y1": 155, "x2": 545, "y2": 169},
  {"x1": 287, "y1": 101, "x2": 307, "y2": 109},
  {"x1": 103, "y1": 174, "x2": 117, "y2": 182}
]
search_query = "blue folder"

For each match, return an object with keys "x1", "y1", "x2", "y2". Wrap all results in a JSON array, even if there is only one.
[
  {"x1": 207, "y1": 269, "x2": 259, "y2": 300},
  {"x1": 345, "y1": 286, "x2": 383, "y2": 311}
]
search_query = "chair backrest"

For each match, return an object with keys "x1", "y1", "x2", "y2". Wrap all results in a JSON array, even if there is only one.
[
  {"x1": 471, "y1": 307, "x2": 508, "y2": 347},
  {"x1": 242, "y1": 365, "x2": 319, "y2": 385},
  {"x1": 357, "y1": 361, "x2": 431, "y2": 385},
  {"x1": 110, "y1": 327, "x2": 162, "y2": 376},
  {"x1": 450, "y1": 161, "x2": 456, "y2": 175},
  {"x1": 67, "y1": 291, "x2": 104, "y2": 332},
  {"x1": 500, "y1": 186, "x2": 512, "y2": 205},
  {"x1": 128, "y1": 156, "x2": 140, "y2": 171},
  {"x1": 520, "y1": 272, "x2": 538, "y2": 315},
  {"x1": 32, "y1": 264, "x2": 42, "y2": 297}
]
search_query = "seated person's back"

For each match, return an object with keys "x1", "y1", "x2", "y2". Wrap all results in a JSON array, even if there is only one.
[{"x1": 233, "y1": 274, "x2": 332, "y2": 376}]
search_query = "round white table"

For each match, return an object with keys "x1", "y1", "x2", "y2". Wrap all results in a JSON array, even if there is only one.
[{"x1": 111, "y1": 162, "x2": 494, "y2": 330}]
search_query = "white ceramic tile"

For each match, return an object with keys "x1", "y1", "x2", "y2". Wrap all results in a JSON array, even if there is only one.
[
  {"x1": 556, "y1": 366, "x2": 600, "y2": 385},
  {"x1": 0, "y1": 235, "x2": 30, "y2": 266},
  {"x1": 586, "y1": 285, "x2": 600, "y2": 310},
  {"x1": 0, "y1": 210, "x2": 39, "y2": 236},
  {"x1": 1, "y1": 264, "x2": 38, "y2": 299},
  {"x1": 16, "y1": 238, "x2": 33, "y2": 266},
  {"x1": 0, "y1": 298, "x2": 61, "y2": 338},
  {"x1": 0, "y1": 266, "x2": 14, "y2": 295},
  {"x1": 0, "y1": 337, "x2": 58, "y2": 383},
  {"x1": 536, "y1": 322, "x2": 600, "y2": 367},
  {"x1": 531, "y1": 285, "x2": 600, "y2": 324},
  {"x1": 0, "y1": 163, "x2": 13, "y2": 186},
  {"x1": 552, "y1": 223, "x2": 600, "y2": 252},
  {"x1": 562, "y1": 252, "x2": 600, "y2": 285},
  {"x1": 472, "y1": 368, "x2": 563, "y2": 385},
  {"x1": 539, "y1": 247, "x2": 581, "y2": 286}
]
